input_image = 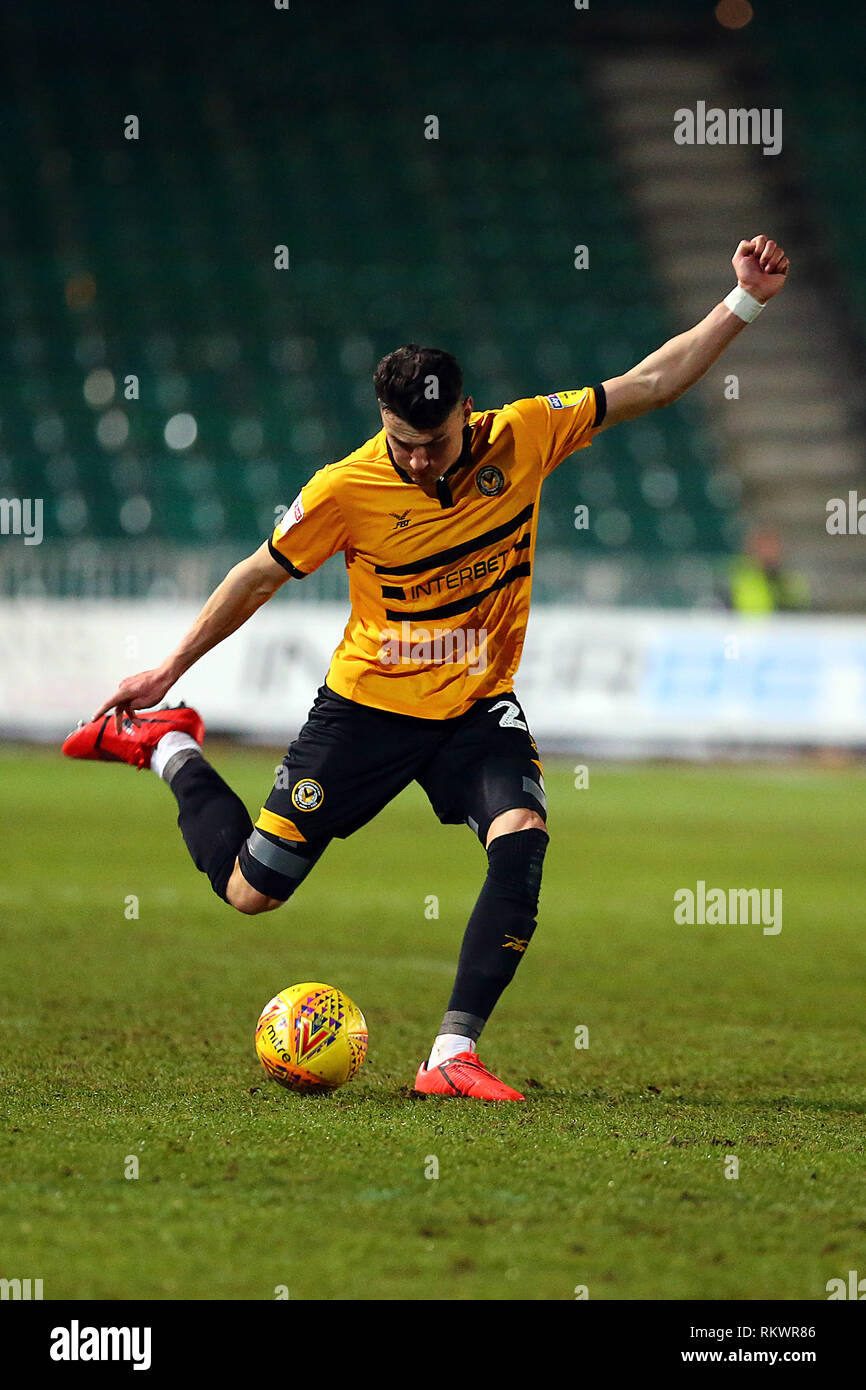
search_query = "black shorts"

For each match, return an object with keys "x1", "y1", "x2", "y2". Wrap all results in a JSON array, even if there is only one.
[{"x1": 238, "y1": 684, "x2": 547, "y2": 901}]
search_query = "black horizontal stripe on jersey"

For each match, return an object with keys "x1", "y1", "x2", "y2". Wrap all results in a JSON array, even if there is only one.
[
  {"x1": 380, "y1": 533, "x2": 531, "y2": 601},
  {"x1": 374, "y1": 503, "x2": 534, "y2": 578},
  {"x1": 267, "y1": 540, "x2": 306, "y2": 578},
  {"x1": 384, "y1": 561, "x2": 531, "y2": 622},
  {"x1": 592, "y1": 382, "x2": 607, "y2": 428}
]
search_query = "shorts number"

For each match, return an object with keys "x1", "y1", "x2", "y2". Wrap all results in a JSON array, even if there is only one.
[{"x1": 489, "y1": 700, "x2": 528, "y2": 731}]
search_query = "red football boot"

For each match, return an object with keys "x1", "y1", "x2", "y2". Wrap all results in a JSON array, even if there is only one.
[
  {"x1": 61, "y1": 704, "x2": 205, "y2": 771},
  {"x1": 414, "y1": 1051, "x2": 525, "y2": 1101}
]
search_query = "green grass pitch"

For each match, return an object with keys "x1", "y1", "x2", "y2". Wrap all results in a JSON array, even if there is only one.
[{"x1": 1, "y1": 746, "x2": 864, "y2": 1300}]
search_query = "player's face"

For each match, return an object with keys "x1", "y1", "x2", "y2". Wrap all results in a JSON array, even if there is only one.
[{"x1": 381, "y1": 398, "x2": 473, "y2": 488}]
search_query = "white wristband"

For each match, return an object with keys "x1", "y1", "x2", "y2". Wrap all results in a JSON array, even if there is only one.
[{"x1": 723, "y1": 285, "x2": 765, "y2": 323}]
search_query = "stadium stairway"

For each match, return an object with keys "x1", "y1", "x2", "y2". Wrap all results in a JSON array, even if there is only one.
[{"x1": 592, "y1": 51, "x2": 866, "y2": 610}]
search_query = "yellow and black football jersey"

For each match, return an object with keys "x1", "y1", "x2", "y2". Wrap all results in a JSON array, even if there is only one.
[{"x1": 268, "y1": 386, "x2": 605, "y2": 719}]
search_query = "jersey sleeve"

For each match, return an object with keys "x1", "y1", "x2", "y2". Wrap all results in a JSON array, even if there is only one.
[
  {"x1": 268, "y1": 466, "x2": 350, "y2": 577},
  {"x1": 510, "y1": 385, "x2": 606, "y2": 477}
]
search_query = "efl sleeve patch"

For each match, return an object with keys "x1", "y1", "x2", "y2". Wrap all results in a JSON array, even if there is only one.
[
  {"x1": 545, "y1": 389, "x2": 588, "y2": 410},
  {"x1": 274, "y1": 491, "x2": 304, "y2": 535},
  {"x1": 269, "y1": 468, "x2": 349, "y2": 575},
  {"x1": 536, "y1": 387, "x2": 598, "y2": 475}
]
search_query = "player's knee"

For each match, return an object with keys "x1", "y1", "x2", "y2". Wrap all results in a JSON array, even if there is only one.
[
  {"x1": 234, "y1": 828, "x2": 323, "y2": 910},
  {"x1": 229, "y1": 887, "x2": 283, "y2": 916},
  {"x1": 225, "y1": 862, "x2": 284, "y2": 915},
  {"x1": 486, "y1": 807, "x2": 548, "y2": 847}
]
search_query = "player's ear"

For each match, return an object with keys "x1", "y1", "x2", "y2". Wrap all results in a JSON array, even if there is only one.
[{"x1": 463, "y1": 395, "x2": 473, "y2": 419}]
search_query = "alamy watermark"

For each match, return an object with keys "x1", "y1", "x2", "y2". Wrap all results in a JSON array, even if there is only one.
[
  {"x1": 826, "y1": 492, "x2": 866, "y2": 535},
  {"x1": 674, "y1": 880, "x2": 782, "y2": 935},
  {"x1": 674, "y1": 102, "x2": 782, "y2": 156},
  {"x1": 0, "y1": 497, "x2": 43, "y2": 545},
  {"x1": 379, "y1": 621, "x2": 488, "y2": 673},
  {"x1": 826, "y1": 1270, "x2": 866, "y2": 1299},
  {"x1": 49, "y1": 1322, "x2": 152, "y2": 1370},
  {"x1": 1, "y1": 1276, "x2": 43, "y2": 1299}
]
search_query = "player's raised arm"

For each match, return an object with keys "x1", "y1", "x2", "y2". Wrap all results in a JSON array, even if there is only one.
[
  {"x1": 596, "y1": 235, "x2": 790, "y2": 433},
  {"x1": 93, "y1": 542, "x2": 290, "y2": 729}
]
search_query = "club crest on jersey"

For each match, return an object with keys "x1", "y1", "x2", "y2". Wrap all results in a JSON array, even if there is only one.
[
  {"x1": 475, "y1": 465, "x2": 505, "y2": 497},
  {"x1": 291, "y1": 778, "x2": 324, "y2": 811}
]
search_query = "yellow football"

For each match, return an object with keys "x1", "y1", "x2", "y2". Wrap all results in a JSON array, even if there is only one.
[{"x1": 254, "y1": 982, "x2": 368, "y2": 1092}]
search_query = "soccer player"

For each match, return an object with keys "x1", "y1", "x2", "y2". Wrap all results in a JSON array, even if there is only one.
[{"x1": 64, "y1": 236, "x2": 789, "y2": 1100}]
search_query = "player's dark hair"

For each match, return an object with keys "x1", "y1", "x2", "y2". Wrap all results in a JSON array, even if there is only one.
[{"x1": 373, "y1": 344, "x2": 463, "y2": 430}]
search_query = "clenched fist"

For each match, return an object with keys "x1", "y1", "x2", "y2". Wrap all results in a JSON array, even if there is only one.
[{"x1": 733, "y1": 235, "x2": 790, "y2": 304}]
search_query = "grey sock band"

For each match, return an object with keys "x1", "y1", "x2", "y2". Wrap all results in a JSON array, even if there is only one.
[
  {"x1": 438, "y1": 1010, "x2": 486, "y2": 1043},
  {"x1": 162, "y1": 746, "x2": 204, "y2": 785}
]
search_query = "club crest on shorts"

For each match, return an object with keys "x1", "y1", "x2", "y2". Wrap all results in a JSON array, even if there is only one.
[
  {"x1": 475, "y1": 464, "x2": 505, "y2": 497},
  {"x1": 291, "y1": 778, "x2": 324, "y2": 811}
]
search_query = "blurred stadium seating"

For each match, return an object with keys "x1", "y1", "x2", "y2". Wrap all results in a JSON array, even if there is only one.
[
  {"x1": 0, "y1": 0, "x2": 744, "y2": 609},
  {"x1": 0, "y1": 0, "x2": 863, "y2": 614},
  {"x1": 772, "y1": 11, "x2": 866, "y2": 325}
]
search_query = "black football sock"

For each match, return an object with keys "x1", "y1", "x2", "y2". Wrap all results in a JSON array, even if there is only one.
[
  {"x1": 165, "y1": 753, "x2": 253, "y2": 902},
  {"x1": 439, "y1": 828, "x2": 548, "y2": 1044}
]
